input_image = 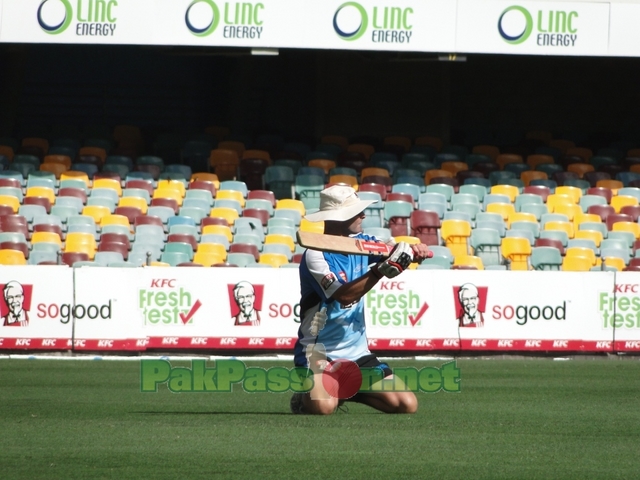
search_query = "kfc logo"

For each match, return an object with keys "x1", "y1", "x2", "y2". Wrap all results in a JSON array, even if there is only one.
[
  {"x1": 228, "y1": 281, "x2": 264, "y2": 326},
  {"x1": 453, "y1": 283, "x2": 488, "y2": 328},
  {"x1": 1, "y1": 281, "x2": 33, "y2": 327}
]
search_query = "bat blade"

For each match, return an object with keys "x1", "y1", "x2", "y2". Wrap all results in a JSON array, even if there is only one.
[{"x1": 297, "y1": 231, "x2": 392, "y2": 257}]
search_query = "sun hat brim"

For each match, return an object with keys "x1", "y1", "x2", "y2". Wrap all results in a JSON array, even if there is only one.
[{"x1": 304, "y1": 198, "x2": 377, "y2": 222}]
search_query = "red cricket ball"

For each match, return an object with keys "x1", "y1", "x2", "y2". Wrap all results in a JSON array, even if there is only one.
[{"x1": 321, "y1": 359, "x2": 362, "y2": 399}]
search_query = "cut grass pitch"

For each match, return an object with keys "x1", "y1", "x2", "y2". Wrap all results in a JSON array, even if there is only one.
[{"x1": 1, "y1": 357, "x2": 639, "y2": 480}]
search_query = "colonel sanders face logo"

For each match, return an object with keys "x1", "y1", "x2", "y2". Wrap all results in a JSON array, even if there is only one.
[
  {"x1": 228, "y1": 281, "x2": 264, "y2": 326},
  {"x1": 1, "y1": 281, "x2": 33, "y2": 327},
  {"x1": 453, "y1": 283, "x2": 488, "y2": 328}
]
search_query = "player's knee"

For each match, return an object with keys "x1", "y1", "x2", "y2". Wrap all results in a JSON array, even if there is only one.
[
  {"x1": 393, "y1": 393, "x2": 418, "y2": 414},
  {"x1": 399, "y1": 395, "x2": 418, "y2": 414},
  {"x1": 307, "y1": 398, "x2": 339, "y2": 415}
]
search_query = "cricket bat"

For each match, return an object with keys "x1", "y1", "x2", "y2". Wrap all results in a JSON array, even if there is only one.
[{"x1": 296, "y1": 231, "x2": 392, "y2": 256}]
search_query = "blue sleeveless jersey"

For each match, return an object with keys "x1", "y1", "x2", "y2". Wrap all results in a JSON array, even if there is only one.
[{"x1": 294, "y1": 233, "x2": 382, "y2": 366}]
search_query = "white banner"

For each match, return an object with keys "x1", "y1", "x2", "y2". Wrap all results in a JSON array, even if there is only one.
[
  {"x1": 5, "y1": 1, "x2": 640, "y2": 58},
  {"x1": 0, "y1": 266, "x2": 74, "y2": 350},
  {"x1": 1, "y1": 267, "x2": 639, "y2": 353},
  {"x1": 456, "y1": 0, "x2": 610, "y2": 56}
]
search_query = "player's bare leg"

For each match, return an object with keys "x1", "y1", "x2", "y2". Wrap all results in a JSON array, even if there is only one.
[{"x1": 349, "y1": 375, "x2": 418, "y2": 413}]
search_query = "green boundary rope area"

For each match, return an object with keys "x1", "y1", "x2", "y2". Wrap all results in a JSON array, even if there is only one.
[{"x1": 139, "y1": 359, "x2": 462, "y2": 394}]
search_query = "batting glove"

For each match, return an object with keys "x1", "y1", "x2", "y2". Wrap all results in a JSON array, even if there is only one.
[
  {"x1": 373, "y1": 242, "x2": 414, "y2": 278},
  {"x1": 309, "y1": 307, "x2": 327, "y2": 337}
]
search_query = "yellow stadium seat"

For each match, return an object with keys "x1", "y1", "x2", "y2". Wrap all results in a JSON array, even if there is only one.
[
  {"x1": 217, "y1": 140, "x2": 245, "y2": 157},
  {"x1": 101, "y1": 214, "x2": 132, "y2": 230},
  {"x1": 347, "y1": 143, "x2": 375, "y2": 161},
  {"x1": 565, "y1": 146, "x2": 593, "y2": 162},
  {"x1": 148, "y1": 261, "x2": 171, "y2": 267},
  {"x1": 0, "y1": 195, "x2": 20, "y2": 212},
  {"x1": 31, "y1": 231, "x2": 62, "y2": 247},
  {"x1": 472, "y1": 145, "x2": 500, "y2": 162},
  {"x1": 565, "y1": 246, "x2": 597, "y2": 266},
  {"x1": 567, "y1": 163, "x2": 594, "y2": 178},
  {"x1": 308, "y1": 159, "x2": 336, "y2": 175},
  {"x1": 562, "y1": 255, "x2": 592, "y2": 272},
  {"x1": 555, "y1": 186, "x2": 582, "y2": 203},
  {"x1": 425, "y1": 169, "x2": 453, "y2": 185},
  {"x1": 191, "y1": 173, "x2": 220, "y2": 190},
  {"x1": 201, "y1": 224, "x2": 233, "y2": 242},
  {"x1": 612, "y1": 221, "x2": 640, "y2": 239},
  {"x1": 595, "y1": 179, "x2": 623, "y2": 194},
  {"x1": 611, "y1": 195, "x2": 639, "y2": 213},
  {"x1": 196, "y1": 243, "x2": 227, "y2": 261},
  {"x1": 299, "y1": 218, "x2": 324, "y2": 234},
  {"x1": 118, "y1": 196, "x2": 148, "y2": 214},
  {"x1": 157, "y1": 179, "x2": 186, "y2": 198},
  {"x1": 93, "y1": 178, "x2": 122, "y2": 196},
  {"x1": 440, "y1": 161, "x2": 468, "y2": 176},
  {"x1": 265, "y1": 233, "x2": 295, "y2": 252},
  {"x1": 501, "y1": 237, "x2": 532, "y2": 270},
  {"x1": 329, "y1": 174, "x2": 358, "y2": 190},
  {"x1": 0, "y1": 145, "x2": 14, "y2": 161},
  {"x1": 23, "y1": 137, "x2": 49, "y2": 153},
  {"x1": 153, "y1": 188, "x2": 183, "y2": 207},
  {"x1": 64, "y1": 232, "x2": 97, "y2": 260},
  {"x1": 216, "y1": 189, "x2": 245, "y2": 208},
  {"x1": 602, "y1": 256, "x2": 625, "y2": 271},
  {"x1": 491, "y1": 184, "x2": 519, "y2": 203},
  {"x1": 526, "y1": 154, "x2": 554, "y2": 170},
  {"x1": 276, "y1": 199, "x2": 305, "y2": 217},
  {"x1": 0, "y1": 249, "x2": 26, "y2": 265},
  {"x1": 44, "y1": 154, "x2": 72, "y2": 168},
  {"x1": 508, "y1": 212, "x2": 538, "y2": 225},
  {"x1": 546, "y1": 194, "x2": 575, "y2": 212},
  {"x1": 209, "y1": 207, "x2": 239, "y2": 226},
  {"x1": 486, "y1": 203, "x2": 516, "y2": 222},
  {"x1": 258, "y1": 252, "x2": 289, "y2": 268},
  {"x1": 496, "y1": 154, "x2": 523, "y2": 170},
  {"x1": 193, "y1": 251, "x2": 226, "y2": 267},
  {"x1": 39, "y1": 162, "x2": 68, "y2": 179},
  {"x1": 361, "y1": 167, "x2": 390, "y2": 180},
  {"x1": 520, "y1": 170, "x2": 548, "y2": 187},
  {"x1": 544, "y1": 220, "x2": 575, "y2": 239},
  {"x1": 554, "y1": 204, "x2": 582, "y2": 222},
  {"x1": 26, "y1": 186, "x2": 56, "y2": 205},
  {"x1": 574, "y1": 213, "x2": 602, "y2": 227},
  {"x1": 574, "y1": 229, "x2": 603, "y2": 247},
  {"x1": 79, "y1": 146, "x2": 107, "y2": 163},
  {"x1": 82, "y1": 205, "x2": 111, "y2": 224},
  {"x1": 60, "y1": 171, "x2": 91, "y2": 187},
  {"x1": 440, "y1": 219, "x2": 471, "y2": 259},
  {"x1": 453, "y1": 255, "x2": 484, "y2": 270}
]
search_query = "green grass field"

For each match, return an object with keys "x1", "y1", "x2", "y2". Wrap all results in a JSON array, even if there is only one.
[{"x1": 1, "y1": 357, "x2": 639, "y2": 480}]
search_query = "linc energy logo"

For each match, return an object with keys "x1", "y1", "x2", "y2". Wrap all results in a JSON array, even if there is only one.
[
  {"x1": 38, "y1": 0, "x2": 118, "y2": 36},
  {"x1": 498, "y1": 5, "x2": 578, "y2": 47},
  {"x1": 186, "y1": 1, "x2": 264, "y2": 39},
  {"x1": 333, "y1": 2, "x2": 412, "y2": 44}
]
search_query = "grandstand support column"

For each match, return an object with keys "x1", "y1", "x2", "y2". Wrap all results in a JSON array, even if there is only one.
[
  {"x1": 0, "y1": 45, "x2": 28, "y2": 135},
  {"x1": 440, "y1": 62, "x2": 451, "y2": 145}
]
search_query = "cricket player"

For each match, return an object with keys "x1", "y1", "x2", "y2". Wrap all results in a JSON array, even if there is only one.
[{"x1": 292, "y1": 185, "x2": 431, "y2": 415}]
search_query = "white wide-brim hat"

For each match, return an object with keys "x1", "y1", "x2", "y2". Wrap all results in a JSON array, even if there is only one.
[{"x1": 304, "y1": 185, "x2": 377, "y2": 222}]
